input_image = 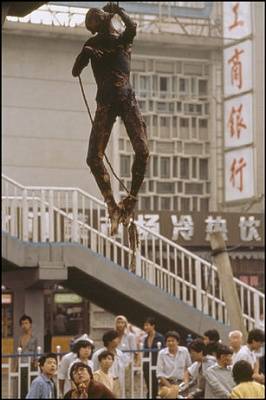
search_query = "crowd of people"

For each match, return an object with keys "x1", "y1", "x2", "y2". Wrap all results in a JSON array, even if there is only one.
[{"x1": 17, "y1": 314, "x2": 265, "y2": 399}]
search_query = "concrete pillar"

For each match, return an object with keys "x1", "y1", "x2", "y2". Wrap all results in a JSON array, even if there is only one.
[
  {"x1": 210, "y1": 232, "x2": 247, "y2": 340},
  {"x1": 25, "y1": 289, "x2": 45, "y2": 350}
]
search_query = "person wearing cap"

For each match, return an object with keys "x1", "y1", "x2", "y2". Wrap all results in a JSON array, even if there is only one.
[
  {"x1": 64, "y1": 362, "x2": 115, "y2": 399},
  {"x1": 72, "y1": 3, "x2": 149, "y2": 235},
  {"x1": 58, "y1": 334, "x2": 93, "y2": 397},
  {"x1": 67, "y1": 334, "x2": 94, "y2": 388},
  {"x1": 156, "y1": 331, "x2": 192, "y2": 399},
  {"x1": 92, "y1": 329, "x2": 128, "y2": 398},
  {"x1": 26, "y1": 353, "x2": 58, "y2": 399}
]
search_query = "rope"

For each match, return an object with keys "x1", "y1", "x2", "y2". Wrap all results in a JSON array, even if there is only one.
[{"x1": 77, "y1": 74, "x2": 139, "y2": 270}]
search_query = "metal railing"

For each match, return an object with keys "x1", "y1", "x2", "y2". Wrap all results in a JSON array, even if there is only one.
[
  {"x1": 1, "y1": 346, "x2": 159, "y2": 399},
  {"x1": 2, "y1": 174, "x2": 265, "y2": 330}
]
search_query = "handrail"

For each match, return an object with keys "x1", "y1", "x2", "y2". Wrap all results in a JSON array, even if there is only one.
[{"x1": 2, "y1": 174, "x2": 264, "y2": 330}]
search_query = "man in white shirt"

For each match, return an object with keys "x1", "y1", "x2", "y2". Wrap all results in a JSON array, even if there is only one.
[
  {"x1": 156, "y1": 331, "x2": 191, "y2": 399},
  {"x1": 183, "y1": 339, "x2": 216, "y2": 397},
  {"x1": 233, "y1": 328, "x2": 264, "y2": 384},
  {"x1": 228, "y1": 330, "x2": 243, "y2": 365}
]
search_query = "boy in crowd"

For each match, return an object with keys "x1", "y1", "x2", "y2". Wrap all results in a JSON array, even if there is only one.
[
  {"x1": 64, "y1": 362, "x2": 115, "y2": 399},
  {"x1": 183, "y1": 339, "x2": 216, "y2": 397},
  {"x1": 26, "y1": 353, "x2": 58, "y2": 399},
  {"x1": 93, "y1": 350, "x2": 115, "y2": 392},
  {"x1": 92, "y1": 329, "x2": 129, "y2": 397}
]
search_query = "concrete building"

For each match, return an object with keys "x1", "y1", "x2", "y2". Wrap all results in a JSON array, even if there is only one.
[{"x1": 2, "y1": 2, "x2": 264, "y2": 351}]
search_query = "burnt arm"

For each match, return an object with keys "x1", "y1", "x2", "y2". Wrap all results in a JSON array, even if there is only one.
[{"x1": 117, "y1": 9, "x2": 137, "y2": 40}]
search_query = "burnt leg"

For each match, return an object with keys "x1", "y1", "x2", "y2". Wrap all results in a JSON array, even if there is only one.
[{"x1": 86, "y1": 104, "x2": 117, "y2": 211}]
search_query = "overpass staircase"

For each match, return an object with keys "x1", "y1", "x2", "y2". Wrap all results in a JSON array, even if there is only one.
[{"x1": 2, "y1": 175, "x2": 264, "y2": 340}]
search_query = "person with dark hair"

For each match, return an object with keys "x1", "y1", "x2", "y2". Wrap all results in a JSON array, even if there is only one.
[
  {"x1": 156, "y1": 331, "x2": 191, "y2": 398},
  {"x1": 58, "y1": 334, "x2": 93, "y2": 398},
  {"x1": 26, "y1": 353, "x2": 58, "y2": 398},
  {"x1": 92, "y1": 329, "x2": 129, "y2": 397},
  {"x1": 230, "y1": 360, "x2": 265, "y2": 398},
  {"x1": 203, "y1": 329, "x2": 220, "y2": 346},
  {"x1": 72, "y1": 3, "x2": 149, "y2": 235},
  {"x1": 142, "y1": 317, "x2": 164, "y2": 398},
  {"x1": 18, "y1": 314, "x2": 38, "y2": 398},
  {"x1": 68, "y1": 334, "x2": 94, "y2": 384},
  {"x1": 183, "y1": 339, "x2": 216, "y2": 397},
  {"x1": 93, "y1": 350, "x2": 115, "y2": 392},
  {"x1": 64, "y1": 362, "x2": 115, "y2": 399},
  {"x1": 204, "y1": 344, "x2": 235, "y2": 398},
  {"x1": 233, "y1": 328, "x2": 265, "y2": 384}
]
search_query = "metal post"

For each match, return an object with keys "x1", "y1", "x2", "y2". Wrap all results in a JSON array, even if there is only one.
[
  {"x1": 22, "y1": 189, "x2": 28, "y2": 241},
  {"x1": 48, "y1": 190, "x2": 54, "y2": 242},
  {"x1": 72, "y1": 190, "x2": 79, "y2": 242}
]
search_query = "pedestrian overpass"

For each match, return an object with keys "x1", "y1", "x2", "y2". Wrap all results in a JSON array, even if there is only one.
[{"x1": 2, "y1": 175, "x2": 264, "y2": 341}]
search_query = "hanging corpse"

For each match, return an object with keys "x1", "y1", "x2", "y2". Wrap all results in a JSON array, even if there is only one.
[{"x1": 72, "y1": 3, "x2": 149, "y2": 236}]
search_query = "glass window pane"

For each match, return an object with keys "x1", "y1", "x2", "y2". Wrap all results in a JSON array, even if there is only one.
[
  {"x1": 153, "y1": 156, "x2": 158, "y2": 177},
  {"x1": 161, "y1": 197, "x2": 171, "y2": 210},
  {"x1": 180, "y1": 158, "x2": 189, "y2": 179},
  {"x1": 120, "y1": 155, "x2": 131, "y2": 177},
  {"x1": 160, "y1": 157, "x2": 170, "y2": 178},
  {"x1": 199, "y1": 159, "x2": 208, "y2": 180}
]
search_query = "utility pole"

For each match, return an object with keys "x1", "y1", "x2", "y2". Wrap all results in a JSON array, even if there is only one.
[{"x1": 210, "y1": 232, "x2": 247, "y2": 340}]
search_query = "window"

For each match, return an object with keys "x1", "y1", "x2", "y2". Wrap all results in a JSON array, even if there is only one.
[
  {"x1": 180, "y1": 158, "x2": 189, "y2": 179},
  {"x1": 179, "y1": 78, "x2": 188, "y2": 94},
  {"x1": 160, "y1": 77, "x2": 168, "y2": 92},
  {"x1": 157, "y1": 182, "x2": 175, "y2": 193},
  {"x1": 161, "y1": 197, "x2": 171, "y2": 210},
  {"x1": 140, "y1": 75, "x2": 150, "y2": 97},
  {"x1": 180, "y1": 118, "x2": 189, "y2": 128},
  {"x1": 160, "y1": 157, "x2": 170, "y2": 178},
  {"x1": 192, "y1": 158, "x2": 197, "y2": 179},
  {"x1": 199, "y1": 119, "x2": 208, "y2": 128},
  {"x1": 141, "y1": 197, "x2": 151, "y2": 210},
  {"x1": 173, "y1": 157, "x2": 178, "y2": 178},
  {"x1": 181, "y1": 197, "x2": 190, "y2": 211},
  {"x1": 120, "y1": 155, "x2": 131, "y2": 177},
  {"x1": 153, "y1": 156, "x2": 158, "y2": 177},
  {"x1": 199, "y1": 80, "x2": 208, "y2": 96},
  {"x1": 199, "y1": 159, "x2": 208, "y2": 180}
]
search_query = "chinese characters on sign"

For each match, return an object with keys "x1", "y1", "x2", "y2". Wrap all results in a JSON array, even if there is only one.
[
  {"x1": 224, "y1": 94, "x2": 253, "y2": 148},
  {"x1": 225, "y1": 147, "x2": 254, "y2": 201},
  {"x1": 223, "y1": 2, "x2": 254, "y2": 203},
  {"x1": 223, "y1": 2, "x2": 251, "y2": 41},
  {"x1": 224, "y1": 40, "x2": 252, "y2": 97},
  {"x1": 230, "y1": 157, "x2": 247, "y2": 192},
  {"x1": 228, "y1": 2, "x2": 244, "y2": 31}
]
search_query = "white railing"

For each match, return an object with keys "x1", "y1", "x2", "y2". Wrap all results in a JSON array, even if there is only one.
[
  {"x1": 1, "y1": 347, "x2": 159, "y2": 399},
  {"x1": 2, "y1": 174, "x2": 264, "y2": 330}
]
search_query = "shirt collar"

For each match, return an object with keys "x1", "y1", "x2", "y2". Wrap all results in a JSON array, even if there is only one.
[{"x1": 41, "y1": 373, "x2": 53, "y2": 383}]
